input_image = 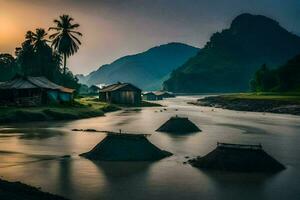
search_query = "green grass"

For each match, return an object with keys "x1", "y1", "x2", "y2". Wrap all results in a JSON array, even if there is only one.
[
  {"x1": 0, "y1": 97, "x2": 120, "y2": 123},
  {"x1": 219, "y1": 92, "x2": 300, "y2": 103}
]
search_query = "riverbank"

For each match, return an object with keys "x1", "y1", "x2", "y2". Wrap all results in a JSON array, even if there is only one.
[
  {"x1": 0, "y1": 98, "x2": 162, "y2": 123},
  {"x1": 0, "y1": 97, "x2": 120, "y2": 123},
  {"x1": 192, "y1": 93, "x2": 300, "y2": 115},
  {"x1": 0, "y1": 178, "x2": 69, "y2": 200}
]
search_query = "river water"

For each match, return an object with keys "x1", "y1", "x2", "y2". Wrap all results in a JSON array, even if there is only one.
[{"x1": 0, "y1": 96, "x2": 300, "y2": 200}]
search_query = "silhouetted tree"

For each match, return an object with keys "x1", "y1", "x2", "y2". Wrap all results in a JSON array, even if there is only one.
[
  {"x1": 16, "y1": 29, "x2": 61, "y2": 79},
  {"x1": 49, "y1": 14, "x2": 82, "y2": 75},
  {"x1": 278, "y1": 54, "x2": 300, "y2": 91},
  {"x1": 0, "y1": 53, "x2": 18, "y2": 81}
]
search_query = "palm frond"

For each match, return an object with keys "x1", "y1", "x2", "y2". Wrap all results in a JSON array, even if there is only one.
[{"x1": 69, "y1": 30, "x2": 82, "y2": 36}]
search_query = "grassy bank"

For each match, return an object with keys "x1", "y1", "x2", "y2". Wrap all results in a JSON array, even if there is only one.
[
  {"x1": 219, "y1": 92, "x2": 300, "y2": 103},
  {"x1": 195, "y1": 93, "x2": 300, "y2": 115},
  {"x1": 0, "y1": 97, "x2": 120, "y2": 123}
]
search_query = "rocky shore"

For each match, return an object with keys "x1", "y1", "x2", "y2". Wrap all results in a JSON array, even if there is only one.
[
  {"x1": 192, "y1": 95, "x2": 300, "y2": 115},
  {"x1": 0, "y1": 179, "x2": 69, "y2": 200}
]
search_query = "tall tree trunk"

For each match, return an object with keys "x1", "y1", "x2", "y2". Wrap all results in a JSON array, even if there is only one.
[{"x1": 63, "y1": 53, "x2": 67, "y2": 75}]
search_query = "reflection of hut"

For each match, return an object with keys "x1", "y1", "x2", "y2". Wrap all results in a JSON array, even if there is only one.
[
  {"x1": 80, "y1": 132, "x2": 172, "y2": 161},
  {"x1": 0, "y1": 75, "x2": 74, "y2": 106},
  {"x1": 189, "y1": 143, "x2": 285, "y2": 172},
  {"x1": 99, "y1": 82, "x2": 141, "y2": 105},
  {"x1": 142, "y1": 92, "x2": 163, "y2": 101},
  {"x1": 156, "y1": 116, "x2": 201, "y2": 133}
]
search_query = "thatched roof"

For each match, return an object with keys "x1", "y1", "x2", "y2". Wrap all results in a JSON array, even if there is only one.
[
  {"x1": 189, "y1": 143, "x2": 285, "y2": 172},
  {"x1": 0, "y1": 75, "x2": 74, "y2": 93},
  {"x1": 100, "y1": 82, "x2": 141, "y2": 92},
  {"x1": 156, "y1": 116, "x2": 201, "y2": 133},
  {"x1": 80, "y1": 133, "x2": 172, "y2": 161}
]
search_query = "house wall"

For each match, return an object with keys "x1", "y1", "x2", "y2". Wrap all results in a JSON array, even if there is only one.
[
  {"x1": 142, "y1": 94, "x2": 162, "y2": 101},
  {"x1": 59, "y1": 92, "x2": 73, "y2": 102},
  {"x1": 47, "y1": 91, "x2": 59, "y2": 103},
  {"x1": 0, "y1": 88, "x2": 44, "y2": 106},
  {"x1": 100, "y1": 90, "x2": 141, "y2": 105}
]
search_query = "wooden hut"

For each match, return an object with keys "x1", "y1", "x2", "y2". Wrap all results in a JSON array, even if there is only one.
[
  {"x1": 99, "y1": 82, "x2": 141, "y2": 105},
  {"x1": 156, "y1": 116, "x2": 201, "y2": 133},
  {"x1": 154, "y1": 91, "x2": 175, "y2": 99},
  {"x1": 88, "y1": 85, "x2": 100, "y2": 94},
  {"x1": 0, "y1": 75, "x2": 74, "y2": 106},
  {"x1": 142, "y1": 92, "x2": 163, "y2": 101},
  {"x1": 80, "y1": 131, "x2": 172, "y2": 161},
  {"x1": 188, "y1": 143, "x2": 285, "y2": 172}
]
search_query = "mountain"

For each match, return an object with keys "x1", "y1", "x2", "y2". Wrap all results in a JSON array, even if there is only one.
[
  {"x1": 78, "y1": 43, "x2": 199, "y2": 90},
  {"x1": 163, "y1": 13, "x2": 300, "y2": 93}
]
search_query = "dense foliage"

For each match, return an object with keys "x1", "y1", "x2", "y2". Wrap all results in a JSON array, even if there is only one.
[
  {"x1": 164, "y1": 13, "x2": 300, "y2": 93},
  {"x1": 0, "y1": 15, "x2": 81, "y2": 90},
  {"x1": 251, "y1": 55, "x2": 300, "y2": 92},
  {"x1": 0, "y1": 54, "x2": 19, "y2": 81}
]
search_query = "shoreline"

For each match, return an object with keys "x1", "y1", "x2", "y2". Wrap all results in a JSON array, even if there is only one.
[
  {"x1": 0, "y1": 98, "x2": 119, "y2": 124},
  {"x1": 0, "y1": 98, "x2": 162, "y2": 124},
  {"x1": 0, "y1": 178, "x2": 69, "y2": 200},
  {"x1": 191, "y1": 94, "x2": 300, "y2": 115}
]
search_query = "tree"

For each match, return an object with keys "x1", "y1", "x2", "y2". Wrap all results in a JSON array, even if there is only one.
[
  {"x1": 15, "y1": 28, "x2": 61, "y2": 79},
  {"x1": 278, "y1": 54, "x2": 300, "y2": 91},
  {"x1": 48, "y1": 14, "x2": 82, "y2": 75},
  {"x1": 250, "y1": 64, "x2": 278, "y2": 92},
  {"x1": 0, "y1": 53, "x2": 18, "y2": 81},
  {"x1": 15, "y1": 31, "x2": 35, "y2": 76}
]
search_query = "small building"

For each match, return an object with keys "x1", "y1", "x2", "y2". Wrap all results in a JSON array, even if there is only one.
[
  {"x1": 188, "y1": 143, "x2": 285, "y2": 172},
  {"x1": 154, "y1": 91, "x2": 175, "y2": 99},
  {"x1": 88, "y1": 85, "x2": 101, "y2": 94},
  {"x1": 156, "y1": 116, "x2": 201, "y2": 133},
  {"x1": 80, "y1": 131, "x2": 172, "y2": 161},
  {"x1": 99, "y1": 82, "x2": 141, "y2": 105},
  {"x1": 142, "y1": 92, "x2": 163, "y2": 101},
  {"x1": 0, "y1": 75, "x2": 74, "y2": 106}
]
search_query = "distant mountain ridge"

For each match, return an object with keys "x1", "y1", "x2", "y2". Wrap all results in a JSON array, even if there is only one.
[
  {"x1": 163, "y1": 13, "x2": 300, "y2": 93},
  {"x1": 78, "y1": 43, "x2": 199, "y2": 90}
]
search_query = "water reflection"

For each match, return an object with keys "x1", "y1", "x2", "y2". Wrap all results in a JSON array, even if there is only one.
[
  {"x1": 0, "y1": 128, "x2": 65, "y2": 140},
  {"x1": 216, "y1": 123, "x2": 268, "y2": 135}
]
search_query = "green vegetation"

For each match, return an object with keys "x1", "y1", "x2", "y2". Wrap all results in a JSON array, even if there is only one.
[
  {"x1": 251, "y1": 54, "x2": 300, "y2": 93},
  {"x1": 0, "y1": 97, "x2": 162, "y2": 123},
  {"x1": 164, "y1": 13, "x2": 300, "y2": 93},
  {"x1": 0, "y1": 98, "x2": 120, "y2": 123},
  {"x1": 219, "y1": 93, "x2": 300, "y2": 103},
  {"x1": 0, "y1": 14, "x2": 81, "y2": 90}
]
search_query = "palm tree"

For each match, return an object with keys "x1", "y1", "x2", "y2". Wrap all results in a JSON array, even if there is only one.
[
  {"x1": 31, "y1": 28, "x2": 48, "y2": 50},
  {"x1": 48, "y1": 14, "x2": 82, "y2": 75},
  {"x1": 25, "y1": 31, "x2": 34, "y2": 44}
]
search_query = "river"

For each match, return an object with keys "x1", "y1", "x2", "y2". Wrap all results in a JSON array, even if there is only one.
[{"x1": 0, "y1": 96, "x2": 300, "y2": 200}]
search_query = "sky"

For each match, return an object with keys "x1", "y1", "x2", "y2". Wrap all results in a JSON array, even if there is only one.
[{"x1": 0, "y1": 0, "x2": 300, "y2": 75}]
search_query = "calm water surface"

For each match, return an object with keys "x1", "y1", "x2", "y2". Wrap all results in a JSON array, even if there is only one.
[{"x1": 0, "y1": 96, "x2": 300, "y2": 200}]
